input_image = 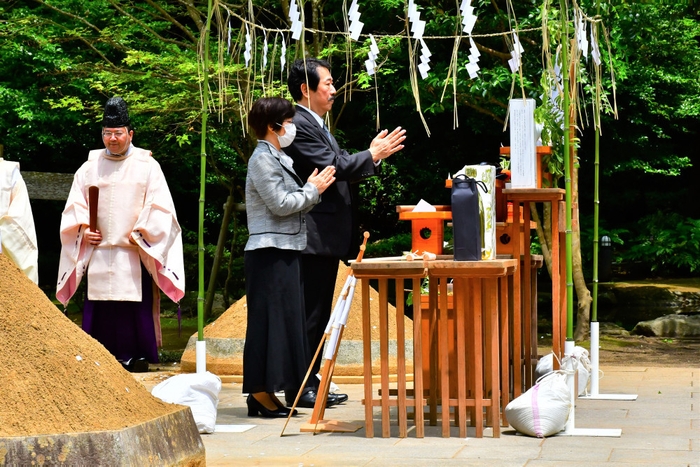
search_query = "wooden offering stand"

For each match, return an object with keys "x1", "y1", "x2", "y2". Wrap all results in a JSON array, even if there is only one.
[{"x1": 396, "y1": 205, "x2": 452, "y2": 255}]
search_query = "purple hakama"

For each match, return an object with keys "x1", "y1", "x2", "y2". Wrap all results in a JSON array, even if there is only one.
[{"x1": 82, "y1": 264, "x2": 158, "y2": 363}]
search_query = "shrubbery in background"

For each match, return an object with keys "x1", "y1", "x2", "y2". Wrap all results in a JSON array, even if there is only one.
[{"x1": 620, "y1": 212, "x2": 700, "y2": 277}]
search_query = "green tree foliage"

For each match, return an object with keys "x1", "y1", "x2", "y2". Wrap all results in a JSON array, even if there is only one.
[
  {"x1": 622, "y1": 212, "x2": 700, "y2": 276},
  {"x1": 576, "y1": 2, "x2": 700, "y2": 274}
]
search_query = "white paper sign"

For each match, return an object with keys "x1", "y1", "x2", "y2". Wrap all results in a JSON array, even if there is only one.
[
  {"x1": 419, "y1": 38, "x2": 431, "y2": 57},
  {"x1": 508, "y1": 52, "x2": 520, "y2": 73},
  {"x1": 262, "y1": 35, "x2": 268, "y2": 69},
  {"x1": 509, "y1": 98, "x2": 537, "y2": 188},
  {"x1": 467, "y1": 36, "x2": 480, "y2": 79},
  {"x1": 418, "y1": 39, "x2": 431, "y2": 79}
]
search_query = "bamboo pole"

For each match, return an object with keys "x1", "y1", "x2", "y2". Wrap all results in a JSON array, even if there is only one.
[
  {"x1": 592, "y1": 115, "x2": 600, "y2": 322},
  {"x1": 560, "y1": 0, "x2": 574, "y2": 342},
  {"x1": 196, "y1": 0, "x2": 214, "y2": 373},
  {"x1": 591, "y1": 2, "x2": 602, "y2": 324}
]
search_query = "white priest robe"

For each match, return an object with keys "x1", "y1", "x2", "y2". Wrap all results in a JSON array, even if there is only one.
[
  {"x1": 0, "y1": 159, "x2": 39, "y2": 284},
  {"x1": 56, "y1": 146, "x2": 185, "y2": 345}
]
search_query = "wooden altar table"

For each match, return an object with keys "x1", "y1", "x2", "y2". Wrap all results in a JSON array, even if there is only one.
[{"x1": 351, "y1": 258, "x2": 517, "y2": 439}]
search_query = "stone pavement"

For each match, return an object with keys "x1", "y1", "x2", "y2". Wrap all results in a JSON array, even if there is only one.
[{"x1": 141, "y1": 366, "x2": 699, "y2": 466}]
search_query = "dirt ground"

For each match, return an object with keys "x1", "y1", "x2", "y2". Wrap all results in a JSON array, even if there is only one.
[
  {"x1": 594, "y1": 334, "x2": 700, "y2": 367},
  {"x1": 535, "y1": 334, "x2": 700, "y2": 368}
]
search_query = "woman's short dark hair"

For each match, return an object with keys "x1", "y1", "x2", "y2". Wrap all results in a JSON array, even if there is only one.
[
  {"x1": 288, "y1": 58, "x2": 332, "y2": 102},
  {"x1": 248, "y1": 97, "x2": 295, "y2": 140}
]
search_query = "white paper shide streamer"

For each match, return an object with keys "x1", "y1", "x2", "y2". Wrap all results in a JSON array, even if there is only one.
[
  {"x1": 281, "y1": 34, "x2": 287, "y2": 69},
  {"x1": 418, "y1": 38, "x2": 431, "y2": 79},
  {"x1": 262, "y1": 35, "x2": 268, "y2": 70},
  {"x1": 227, "y1": 20, "x2": 232, "y2": 53},
  {"x1": 508, "y1": 32, "x2": 524, "y2": 73},
  {"x1": 289, "y1": 0, "x2": 303, "y2": 40},
  {"x1": 540, "y1": 50, "x2": 564, "y2": 127},
  {"x1": 407, "y1": 0, "x2": 426, "y2": 39},
  {"x1": 466, "y1": 37, "x2": 481, "y2": 79},
  {"x1": 244, "y1": 25, "x2": 252, "y2": 67},
  {"x1": 590, "y1": 23, "x2": 602, "y2": 66},
  {"x1": 576, "y1": 10, "x2": 589, "y2": 60},
  {"x1": 460, "y1": 1, "x2": 480, "y2": 79},
  {"x1": 407, "y1": 1, "x2": 430, "y2": 79},
  {"x1": 460, "y1": 0, "x2": 478, "y2": 35},
  {"x1": 365, "y1": 34, "x2": 380, "y2": 75},
  {"x1": 348, "y1": 0, "x2": 364, "y2": 41}
]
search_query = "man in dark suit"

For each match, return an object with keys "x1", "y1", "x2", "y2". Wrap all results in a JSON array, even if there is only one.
[{"x1": 284, "y1": 57, "x2": 406, "y2": 408}]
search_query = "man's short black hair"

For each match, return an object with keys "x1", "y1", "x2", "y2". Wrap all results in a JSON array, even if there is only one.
[
  {"x1": 248, "y1": 97, "x2": 295, "y2": 140},
  {"x1": 288, "y1": 58, "x2": 332, "y2": 102}
]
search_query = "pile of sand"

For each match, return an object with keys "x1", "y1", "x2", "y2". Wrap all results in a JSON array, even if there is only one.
[{"x1": 0, "y1": 253, "x2": 181, "y2": 437}]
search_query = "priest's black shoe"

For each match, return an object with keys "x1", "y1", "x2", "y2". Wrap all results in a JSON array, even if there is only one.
[
  {"x1": 121, "y1": 358, "x2": 149, "y2": 373},
  {"x1": 287, "y1": 390, "x2": 344, "y2": 408}
]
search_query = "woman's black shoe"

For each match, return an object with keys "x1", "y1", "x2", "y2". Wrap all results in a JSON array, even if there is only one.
[
  {"x1": 246, "y1": 394, "x2": 296, "y2": 418},
  {"x1": 272, "y1": 397, "x2": 298, "y2": 417}
]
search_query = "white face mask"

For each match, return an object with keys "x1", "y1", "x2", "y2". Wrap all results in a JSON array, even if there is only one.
[{"x1": 276, "y1": 122, "x2": 296, "y2": 148}]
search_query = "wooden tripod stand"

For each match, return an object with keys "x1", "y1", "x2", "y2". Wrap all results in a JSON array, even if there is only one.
[{"x1": 281, "y1": 232, "x2": 369, "y2": 436}]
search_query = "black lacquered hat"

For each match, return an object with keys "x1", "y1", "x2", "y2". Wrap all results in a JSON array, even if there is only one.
[{"x1": 102, "y1": 96, "x2": 130, "y2": 128}]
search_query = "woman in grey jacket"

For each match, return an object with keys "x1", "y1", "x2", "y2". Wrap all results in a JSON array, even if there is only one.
[{"x1": 243, "y1": 97, "x2": 336, "y2": 418}]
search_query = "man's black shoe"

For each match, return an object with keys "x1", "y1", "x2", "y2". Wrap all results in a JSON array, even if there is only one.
[
  {"x1": 332, "y1": 393, "x2": 349, "y2": 404},
  {"x1": 287, "y1": 390, "x2": 342, "y2": 408}
]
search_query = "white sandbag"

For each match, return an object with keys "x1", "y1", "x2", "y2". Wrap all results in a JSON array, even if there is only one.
[
  {"x1": 562, "y1": 346, "x2": 591, "y2": 396},
  {"x1": 152, "y1": 371, "x2": 221, "y2": 434},
  {"x1": 505, "y1": 370, "x2": 571, "y2": 438},
  {"x1": 535, "y1": 347, "x2": 591, "y2": 396},
  {"x1": 535, "y1": 353, "x2": 554, "y2": 380}
]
